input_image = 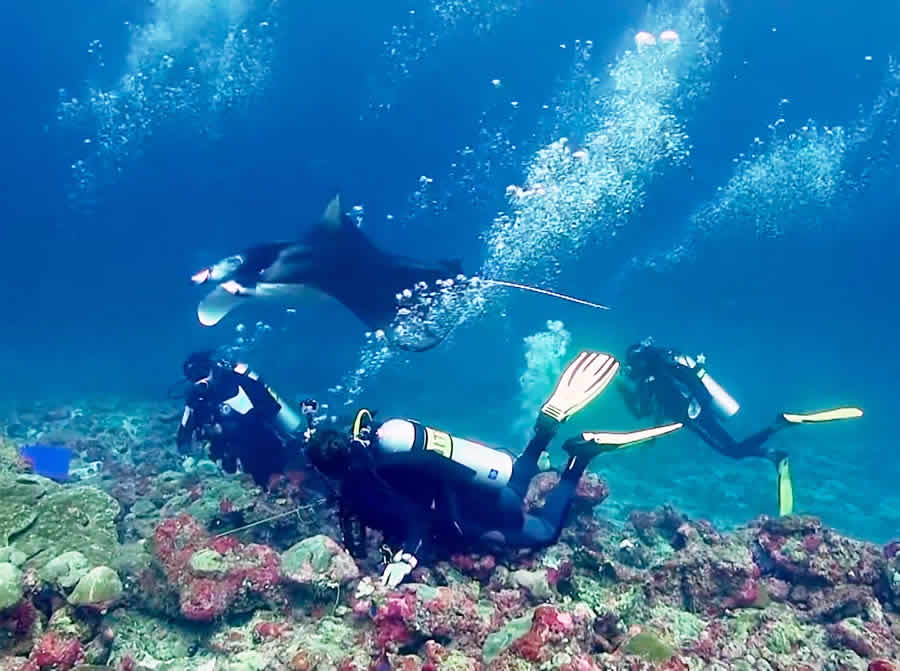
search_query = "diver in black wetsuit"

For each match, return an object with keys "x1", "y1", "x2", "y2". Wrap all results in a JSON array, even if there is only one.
[
  {"x1": 176, "y1": 351, "x2": 314, "y2": 487},
  {"x1": 305, "y1": 350, "x2": 683, "y2": 587},
  {"x1": 617, "y1": 339, "x2": 863, "y2": 516}
]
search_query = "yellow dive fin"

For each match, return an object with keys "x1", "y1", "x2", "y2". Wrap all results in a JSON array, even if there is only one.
[
  {"x1": 781, "y1": 407, "x2": 863, "y2": 424},
  {"x1": 565, "y1": 422, "x2": 683, "y2": 459},
  {"x1": 540, "y1": 351, "x2": 619, "y2": 423},
  {"x1": 777, "y1": 456, "x2": 793, "y2": 516}
]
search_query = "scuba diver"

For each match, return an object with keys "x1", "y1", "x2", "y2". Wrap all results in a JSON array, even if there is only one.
[
  {"x1": 176, "y1": 351, "x2": 316, "y2": 487},
  {"x1": 617, "y1": 339, "x2": 863, "y2": 516},
  {"x1": 305, "y1": 350, "x2": 683, "y2": 588}
]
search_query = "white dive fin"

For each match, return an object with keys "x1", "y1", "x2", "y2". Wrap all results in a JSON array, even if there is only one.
[
  {"x1": 540, "y1": 351, "x2": 620, "y2": 423},
  {"x1": 198, "y1": 284, "x2": 250, "y2": 326}
]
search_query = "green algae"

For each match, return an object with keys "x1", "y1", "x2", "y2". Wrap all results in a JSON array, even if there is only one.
[
  {"x1": 647, "y1": 604, "x2": 706, "y2": 647},
  {"x1": 764, "y1": 613, "x2": 812, "y2": 654},
  {"x1": 220, "y1": 650, "x2": 269, "y2": 671},
  {"x1": 571, "y1": 575, "x2": 647, "y2": 625},
  {"x1": 482, "y1": 610, "x2": 535, "y2": 663},
  {"x1": 728, "y1": 609, "x2": 764, "y2": 642},
  {"x1": 625, "y1": 630, "x2": 675, "y2": 662},
  {"x1": 293, "y1": 615, "x2": 358, "y2": 660}
]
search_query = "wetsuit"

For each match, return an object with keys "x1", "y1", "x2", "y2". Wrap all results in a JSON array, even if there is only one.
[
  {"x1": 621, "y1": 344, "x2": 777, "y2": 462},
  {"x1": 338, "y1": 416, "x2": 591, "y2": 560},
  {"x1": 177, "y1": 361, "x2": 301, "y2": 486}
]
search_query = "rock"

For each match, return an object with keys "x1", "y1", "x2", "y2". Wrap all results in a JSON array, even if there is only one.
[
  {"x1": 188, "y1": 549, "x2": 229, "y2": 577},
  {"x1": 525, "y1": 472, "x2": 609, "y2": 513},
  {"x1": 150, "y1": 514, "x2": 284, "y2": 622},
  {"x1": 41, "y1": 552, "x2": 91, "y2": 590},
  {"x1": 0, "y1": 475, "x2": 54, "y2": 546},
  {"x1": 511, "y1": 569, "x2": 553, "y2": 602},
  {"x1": 106, "y1": 610, "x2": 204, "y2": 668},
  {"x1": 647, "y1": 531, "x2": 761, "y2": 614},
  {"x1": 482, "y1": 612, "x2": 534, "y2": 664},
  {"x1": 0, "y1": 476, "x2": 121, "y2": 571},
  {"x1": 0, "y1": 548, "x2": 26, "y2": 567},
  {"x1": 68, "y1": 566, "x2": 123, "y2": 608},
  {"x1": 0, "y1": 562, "x2": 24, "y2": 610},
  {"x1": 281, "y1": 535, "x2": 359, "y2": 596}
]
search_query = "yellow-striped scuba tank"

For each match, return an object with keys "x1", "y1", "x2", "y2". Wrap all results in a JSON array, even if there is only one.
[{"x1": 373, "y1": 417, "x2": 514, "y2": 489}]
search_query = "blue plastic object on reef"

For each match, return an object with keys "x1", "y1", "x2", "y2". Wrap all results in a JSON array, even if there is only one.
[{"x1": 18, "y1": 443, "x2": 73, "y2": 482}]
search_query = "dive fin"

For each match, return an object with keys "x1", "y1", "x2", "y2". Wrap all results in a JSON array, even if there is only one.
[
  {"x1": 198, "y1": 284, "x2": 249, "y2": 326},
  {"x1": 540, "y1": 351, "x2": 619, "y2": 423},
  {"x1": 564, "y1": 422, "x2": 683, "y2": 459},
  {"x1": 777, "y1": 456, "x2": 793, "y2": 516},
  {"x1": 780, "y1": 407, "x2": 863, "y2": 424}
]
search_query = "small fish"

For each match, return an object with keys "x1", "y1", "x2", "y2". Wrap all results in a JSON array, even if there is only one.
[{"x1": 19, "y1": 443, "x2": 73, "y2": 482}]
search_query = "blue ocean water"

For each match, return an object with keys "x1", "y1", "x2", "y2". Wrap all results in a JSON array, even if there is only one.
[{"x1": 1, "y1": 0, "x2": 897, "y2": 541}]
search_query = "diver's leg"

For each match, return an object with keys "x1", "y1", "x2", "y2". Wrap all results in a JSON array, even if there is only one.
[
  {"x1": 507, "y1": 417, "x2": 558, "y2": 498},
  {"x1": 494, "y1": 454, "x2": 590, "y2": 549},
  {"x1": 689, "y1": 415, "x2": 747, "y2": 459},
  {"x1": 508, "y1": 351, "x2": 621, "y2": 498}
]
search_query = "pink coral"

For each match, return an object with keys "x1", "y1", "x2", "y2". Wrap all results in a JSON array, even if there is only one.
[
  {"x1": 373, "y1": 592, "x2": 417, "y2": 650},
  {"x1": 512, "y1": 605, "x2": 576, "y2": 663},
  {"x1": 28, "y1": 632, "x2": 84, "y2": 670},
  {"x1": 150, "y1": 513, "x2": 285, "y2": 621}
]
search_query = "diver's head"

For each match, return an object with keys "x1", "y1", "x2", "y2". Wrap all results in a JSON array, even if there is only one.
[
  {"x1": 183, "y1": 351, "x2": 216, "y2": 382},
  {"x1": 306, "y1": 429, "x2": 354, "y2": 479}
]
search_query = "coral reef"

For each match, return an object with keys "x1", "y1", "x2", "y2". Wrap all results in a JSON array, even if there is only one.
[{"x1": 0, "y1": 401, "x2": 897, "y2": 670}]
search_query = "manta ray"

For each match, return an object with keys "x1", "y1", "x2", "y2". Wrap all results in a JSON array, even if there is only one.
[{"x1": 190, "y1": 194, "x2": 464, "y2": 351}]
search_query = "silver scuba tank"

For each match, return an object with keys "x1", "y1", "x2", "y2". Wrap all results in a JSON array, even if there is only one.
[
  {"x1": 232, "y1": 363, "x2": 302, "y2": 435},
  {"x1": 674, "y1": 354, "x2": 740, "y2": 420},
  {"x1": 375, "y1": 418, "x2": 513, "y2": 489}
]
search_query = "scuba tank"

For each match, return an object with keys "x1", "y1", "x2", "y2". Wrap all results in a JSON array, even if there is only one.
[
  {"x1": 374, "y1": 418, "x2": 514, "y2": 489},
  {"x1": 232, "y1": 363, "x2": 302, "y2": 435},
  {"x1": 673, "y1": 354, "x2": 740, "y2": 420}
]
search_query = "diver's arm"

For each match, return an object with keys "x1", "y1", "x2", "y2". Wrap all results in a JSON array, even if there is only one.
[
  {"x1": 346, "y1": 461, "x2": 436, "y2": 554},
  {"x1": 339, "y1": 492, "x2": 368, "y2": 558}
]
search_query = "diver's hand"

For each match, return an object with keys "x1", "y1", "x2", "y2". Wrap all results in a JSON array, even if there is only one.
[{"x1": 381, "y1": 551, "x2": 418, "y2": 588}]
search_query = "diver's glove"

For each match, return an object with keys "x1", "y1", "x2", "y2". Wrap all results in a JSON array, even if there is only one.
[{"x1": 381, "y1": 550, "x2": 418, "y2": 588}]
